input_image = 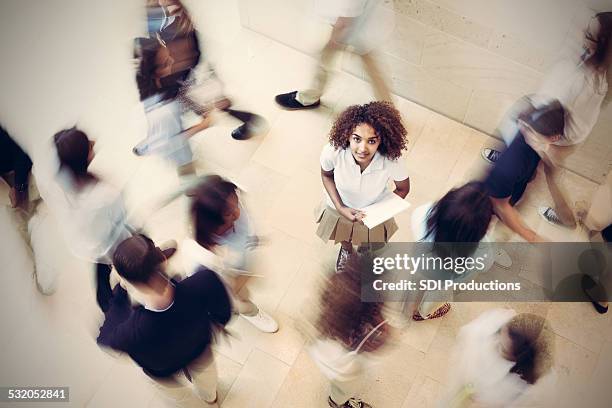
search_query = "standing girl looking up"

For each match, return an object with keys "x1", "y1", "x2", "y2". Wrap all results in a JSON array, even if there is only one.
[{"x1": 317, "y1": 101, "x2": 409, "y2": 270}]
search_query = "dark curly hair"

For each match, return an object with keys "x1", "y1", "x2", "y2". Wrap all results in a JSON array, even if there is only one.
[
  {"x1": 329, "y1": 101, "x2": 408, "y2": 160},
  {"x1": 316, "y1": 255, "x2": 386, "y2": 350}
]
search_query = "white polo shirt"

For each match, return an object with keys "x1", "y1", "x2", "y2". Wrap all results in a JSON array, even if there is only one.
[
  {"x1": 320, "y1": 143, "x2": 409, "y2": 210},
  {"x1": 535, "y1": 59, "x2": 607, "y2": 146}
]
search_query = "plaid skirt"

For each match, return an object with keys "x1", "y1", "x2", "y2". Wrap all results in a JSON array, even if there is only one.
[{"x1": 314, "y1": 203, "x2": 398, "y2": 246}]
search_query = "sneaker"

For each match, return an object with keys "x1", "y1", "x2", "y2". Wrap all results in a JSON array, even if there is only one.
[
  {"x1": 481, "y1": 148, "x2": 502, "y2": 163},
  {"x1": 274, "y1": 91, "x2": 320, "y2": 110},
  {"x1": 336, "y1": 246, "x2": 351, "y2": 272},
  {"x1": 132, "y1": 140, "x2": 149, "y2": 156},
  {"x1": 538, "y1": 206, "x2": 564, "y2": 226},
  {"x1": 240, "y1": 309, "x2": 279, "y2": 333},
  {"x1": 328, "y1": 396, "x2": 372, "y2": 408}
]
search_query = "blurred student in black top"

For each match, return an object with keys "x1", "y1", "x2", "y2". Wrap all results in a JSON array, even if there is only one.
[
  {"x1": 484, "y1": 99, "x2": 575, "y2": 242},
  {"x1": 97, "y1": 234, "x2": 231, "y2": 407},
  {"x1": 0, "y1": 125, "x2": 32, "y2": 210}
]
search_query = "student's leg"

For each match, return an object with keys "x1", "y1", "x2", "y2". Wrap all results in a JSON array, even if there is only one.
[
  {"x1": 150, "y1": 372, "x2": 203, "y2": 408},
  {"x1": 27, "y1": 202, "x2": 60, "y2": 295},
  {"x1": 225, "y1": 274, "x2": 258, "y2": 316},
  {"x1": 296, "y1": 39, "x2": 340, "y2": 106},
  {"x1": 360, "y1": 52, "x2": 393, "y2": 103},
  {"x1": 95, "y1": 263, "x2": 113, "y2": 312},
  {"x1": 543, "y1": 162, "x2": 577, "y2": 227},
  {"x1": 584, "y1": 171, "x2": 612, "y2": 233},
  {"x1": 329, "y1": 380, "x2": 351, "y2": 406},
  {"x1": 328, "y1": 377, "x2": 371, "y2": 407},
  {"x1": 296, "y1": 18, "x2": 354, "y2": 106},
  {"x1": 186, "y1": 348, "x2": 218, "y2": 406}
]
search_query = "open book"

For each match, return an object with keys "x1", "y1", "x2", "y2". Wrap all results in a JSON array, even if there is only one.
[{"x1": 360, "y1": 194, "x2": 411, "y2": 229}]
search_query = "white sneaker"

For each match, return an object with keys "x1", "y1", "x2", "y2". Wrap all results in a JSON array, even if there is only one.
[
  {"x1": 494, "y1": 248, "x2": 512, "y2": 269},
  {"x1": 240, "y1": 309, "x2": 279, "y2": 333}
]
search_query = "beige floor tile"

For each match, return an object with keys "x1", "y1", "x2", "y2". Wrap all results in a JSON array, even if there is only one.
[
  {"x1": 276, "y1": 256, "x2": 326, "y2": 322},
  {"x1": 547, "y1": 302, "x2": 610, "y2": 354},
  {"x1": 222, "y1": 349, "x2": 290, "y2": 408},
  {"x1": 251, "y1": 312, "x2": 306, "y2": 366},
  {"x1": 251, "y1": 109, "x2": 332, "y2": 178},
  {"x1": 553, "y1": 334, "x2": 599, "y2": 406},
  {"x1": 266, "y1": 169, "x2": 324, "y2": 245},
  {"x1": 211, "y1": 317, "x2": 256, "y2": 366},
  {"x1": 406, "y1": 113, "x2": 472, "y2": 185},
  {"x1": 398, "y1": 318, "x2": 443, "y2": 354},
  {"x1": 241, "y1": 228, "x2": 311, "y2": 312},
  {"x1": 87, "y1": 361, "x2": 155, "y2": 408},
  {"x1": 400, "y1": 374, "x2": 444, "y2": 408},
  {"x1": 359, "y1": 341, "x2": 426, "y2": 408},
  {"x1": 271, "y1": 349, "x2": 329, "y2": 408},
  {"x1": 417, "y1": 322, "x2": 457, "y2": 385}
]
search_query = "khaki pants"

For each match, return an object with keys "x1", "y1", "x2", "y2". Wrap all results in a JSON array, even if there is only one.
[
  {"x1": 150, "y1": 348, "x2": 218, "y2": 408},
  {"x1": 296, "y1": 18, "x2": 392, "y2": 106}
]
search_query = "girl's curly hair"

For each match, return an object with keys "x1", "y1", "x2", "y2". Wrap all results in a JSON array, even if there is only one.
[{"x1": 329, "y1": 101, "x2": 408, "y2": 160}]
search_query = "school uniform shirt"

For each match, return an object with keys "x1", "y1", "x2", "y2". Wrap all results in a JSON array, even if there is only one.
[
  {"x1": 320, "y1": 143, "x2": 409, "y2": 210},
  {"x1": 54, "y1": 171, "x2": 132, "y2": 264},
  {"x1": 484, "y1": 134, "x2": 541, "y2": 206},
  {"x1": 182, "y1": 202, "x2": 254, "y2": 276},
  {"x1": 536, "y1": 59, "x2": 607, "y2": 146},
  {"x1": 443, "y1": 308, "x2": 556, "y2": 407},
  {"x1": 97, "y1": 267, "x2": 232, "y2": 378},
  {"x1": 141, "y1": 94, "x2": 192, "y2": 167}
]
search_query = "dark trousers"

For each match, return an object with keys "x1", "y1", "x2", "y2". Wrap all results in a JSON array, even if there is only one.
[{"x1": 95, "y1": 263, "x2": 113, "y2": 312}]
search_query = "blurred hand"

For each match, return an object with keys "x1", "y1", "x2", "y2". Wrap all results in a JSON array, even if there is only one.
[
  {"x1": 338, "y1": 206, "x2": 366, "y2": 224},
  {"x1": 9, "y1": 187, "x2": 27, "y2": 210}
]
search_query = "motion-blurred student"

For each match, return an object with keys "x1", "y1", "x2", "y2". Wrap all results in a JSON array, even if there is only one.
[
  {"x1": 483, "y1": 12, "x2": 611, "y2": 226},
  {"x1": 443, "y1": 309, "x2": 555, "y2": 407},
  {"x1": 1, "y1": 125, "x2": 32, "y2": 210},
  {"x1": 275, "y1": 0, "x2": 395, "y2": 109},
  {"x1": 53, "y1": 128, "x2": 133, "y2": 300},
  {"x1": 484, "y1": 100, "x2": 575, "y2": 242},
  {"x1": 410, "y1": 181, "x2": 497, "y2": 320},
  {"x1": 309, "y1": 255, "x2": 388, "y2": 408},
  {"x1": 182, "y1": 175, "x2": 278, "y2": 333},
  {"x1": 580, "y1": 170, "x2": 612, "y2": 314},
  {"x1": 97, "y1": 234, "x2": 231, "y2": 407}
]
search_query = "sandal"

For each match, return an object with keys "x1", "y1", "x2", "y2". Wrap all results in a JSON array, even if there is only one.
[{"x1": 413, "y1": 303, "x2": 451, "y2": 321}]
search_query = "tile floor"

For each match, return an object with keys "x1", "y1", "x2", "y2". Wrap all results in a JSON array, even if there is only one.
[{"x1": 0, "y1": 1, "x2": 611, "y2": 407}]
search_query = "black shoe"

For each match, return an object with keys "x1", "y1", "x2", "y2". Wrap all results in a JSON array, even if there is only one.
[
  {"x1": 581, "y1": 275, "x2": 609, "y2": 314},
  {"x1": 274, "y1": 91, "x2": 320, "y2": 110},
  {"x1": 231, "y1": 123, "x2": 252, "y2": 140}
]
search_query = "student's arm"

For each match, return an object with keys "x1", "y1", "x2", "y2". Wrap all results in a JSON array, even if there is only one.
[
  {"x1": 189, "y1": 267, "x2": 232, "y2": 326},
  {"x1": 321, "y1": 168, "x2": 364, "y2": 222},
  {"x1": 393, "y1": 177, "x2": 410, "y2": 199},
  {"x1": 490, "y1": 197, "x2": 545, "y2": 242},
  {"x1": 96, "y1": 287, "x2": 139, "y2": 351}
]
